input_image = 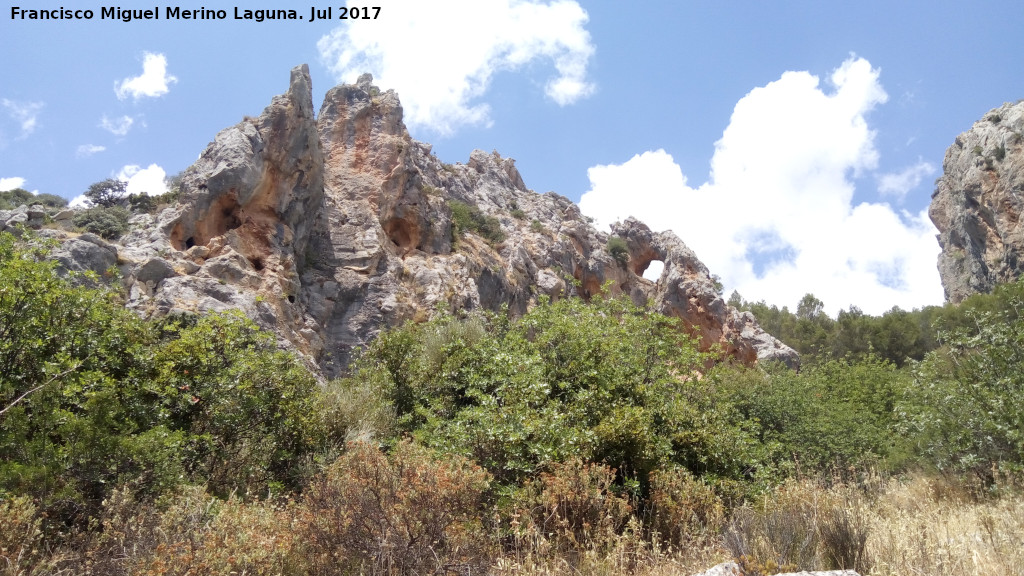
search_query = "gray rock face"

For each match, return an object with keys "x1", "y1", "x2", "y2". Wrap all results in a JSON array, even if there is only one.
[
  {"x1": 96, "y1": 65, "x2": 796, "y2": 378},
  {"x1": 930, "y1": 101, "x2": 1024, "y2": 302},
  {"x1": 51, "y1": 234, "x2": 118, "y2": 280}
]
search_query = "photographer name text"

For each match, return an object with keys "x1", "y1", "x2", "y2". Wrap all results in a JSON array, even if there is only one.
[{"x1": 9, "y1": 6, "x2": 380, "y2": 22}]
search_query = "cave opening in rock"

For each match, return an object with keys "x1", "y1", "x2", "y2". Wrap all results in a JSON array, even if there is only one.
[
  {"x1": 383, "y1": 216, "x2": 420, "y2": 252},
  {"x1": 170, "y1": 192, "x2": 244, "y2": 251}
]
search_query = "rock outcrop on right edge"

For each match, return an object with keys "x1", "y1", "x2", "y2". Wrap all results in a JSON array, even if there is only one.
[{"x1": 930, "y1": 101, "x2": 1024, "y2": 302}]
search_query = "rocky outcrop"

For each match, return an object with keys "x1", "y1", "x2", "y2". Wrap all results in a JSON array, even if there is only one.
[
  {"x1": 84, "y1": 65, "x2": 796, "y2": 378},
  {"x1": 0, "y1": 204, "x2": 48, "y2": 235},
  {"x1": 930, "y1": 101, "x2": 1024, "y2": 302}
]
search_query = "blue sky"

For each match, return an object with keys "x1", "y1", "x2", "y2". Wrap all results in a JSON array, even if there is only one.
[{"x1": 2, "y1": 0, "x2": 1022, "y2": 314}]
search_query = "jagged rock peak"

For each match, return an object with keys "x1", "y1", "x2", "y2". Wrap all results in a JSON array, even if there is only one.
[
  {"x1": 70, "y1": 65, "x2": 796, "y2": 378},
  {"x1": 930, "y1": 100, "x2": 1024, "y2": 302}
]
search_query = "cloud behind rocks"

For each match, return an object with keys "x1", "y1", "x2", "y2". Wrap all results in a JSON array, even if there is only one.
[
  {"x1": 579, "y1": 57, "x2": 943, "y2": 315},
  {"x1": 317, "y1": 0, "x2": 595, "y2": 136}
]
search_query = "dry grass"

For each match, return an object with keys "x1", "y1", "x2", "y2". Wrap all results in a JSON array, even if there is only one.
[
  {"x1": 721, "y1": 474, "x2": 1024, "y2": 576},
  {"x1": 4, "y1": 464, "x2": 1023, "y2": 576},
  {"x1": 864, "y1": 475, "x2": 1024, "y2": 576}
]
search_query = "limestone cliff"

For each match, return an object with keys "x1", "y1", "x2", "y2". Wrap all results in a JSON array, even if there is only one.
[
  {"x1": 79, "y1": 65, "x2": 797, "y2": 376},
  {"x1": 930, "y1": 101, "x2": 1024, "y2": 302}
]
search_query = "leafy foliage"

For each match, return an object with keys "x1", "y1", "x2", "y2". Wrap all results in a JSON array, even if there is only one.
[
  {"x1": 449, "y1": 199, "x2": 505, "y2": 244},
  {"x1": 607, "y1": 236, "x2": 629, "y2": 266},
  {"x1": 83, "y1": 178, "x2": 127, "y2": 208},
  {"x1": 905, "y1": 299, "x2": 1024, "y2": 482},
  {"x1": 72, "y1": 205, "x2": 130, "y2": 239},
  {"x1": 349, "y1": 294, "x2": 770, "y2": 494},
  {"x1": 0, "y1": 232, "x2": 321, "y2": 526},
  {"x1": 0, "y1": 188, "x2": 36, "y2": 210},
  {"x1": 712, "y1": 357, "x2": 908, "y2": 474}
]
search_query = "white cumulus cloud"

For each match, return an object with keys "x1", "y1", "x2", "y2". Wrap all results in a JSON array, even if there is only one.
[
  {"x1": 0, "y1": 177, "x2": 27, "y2": 191},
  {"x1": 115, "y1": 53, "x2": 177, "y2": 100},
  {"x1": 878, "y1": 159, "x2": 936, "y2": 201},
  {"x1": 117, "y1": 164, "x2": 167, "y2": 196},
  {"x1": 76, "y1": 144, "x2": 107, "y2": 158},
  {"x1": 2, "y1": 99, "x2": 44, "y2": 138},
  {"x1": 317, "y1": 0, "x2": 595, "y2": 135},
  {"x1": 579, "y1": 57, "x2": 943, "y2": 316},
  {"x1": 99, "y1": 115, "x2": 134, "y2": 136}
]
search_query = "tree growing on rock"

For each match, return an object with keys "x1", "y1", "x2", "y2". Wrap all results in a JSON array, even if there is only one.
[{"x1": 84, "y1": 178, "x2": 128, "y2": 208}]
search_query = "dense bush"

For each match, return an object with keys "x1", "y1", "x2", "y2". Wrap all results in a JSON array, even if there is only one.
[
  {"x1": 0, "y1": 232, "x2": 322, "y2": 526},
  {"x1": 0, "y1": 188, "x2": 35, "y2": 210},
  {"x1": 711, "y1": 357, "x2": 908, "y2": 474},
  {"x1": 72, "y1": 205, "x2": 130, "y2": 239},
  {"x1": 905, "y1": 299, "x2": 1024, "y2": 484},
  {"x1": 510, "y1": 459, "x2": 633, "y2": 558},
  {"x1": 607, "y1": 236, "x2": 629, "y2": 266},
  {"x1": 83, "y1": 178, "x2": 128, "y2": 208},
  {"x1": 647, "y1": 467, "x2": 725, "y2": 548},
  {"x1": 449, "y1": 199, "x2": 505, "y2": 244},
  {"x1": 352, "y1": 294, "x2": 731, "y2": 489}
]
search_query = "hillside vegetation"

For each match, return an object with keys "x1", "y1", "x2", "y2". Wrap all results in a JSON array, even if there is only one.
[{"x1": 2, "y1": 230, "x2": 1023, "y2": 575}]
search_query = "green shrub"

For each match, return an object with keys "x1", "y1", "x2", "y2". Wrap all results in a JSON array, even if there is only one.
[
  {"x1": 33, "y1": 193, "x2": 67, "y2": 208},
  {"x1": 150, "y1": 311, "x2": 321, "y2": 496},
  {"x1": 530, "y1": 219, "x2": 545, "y2": 233},
  {"x1": 354, "y1": 295, "x2": 718, "y2": 488},
  {"x1": 511, "y1": 207, "x2": 526, "y2": 220},
  {"x1": 0, "y1": 188, "x2": 35, "y2": 210},
  {"x1": 994, "y1": 144, "x2": 1006, "y2": 162},
  {"x1": 0, "y1": 233, "x2": 323, "y2": 522},
  {"x1": 710, "y1": 358, "x2": 906, "y2": 474},
  {"x1": 905, "y1": 300, "x2": 1024, "y2": 484},
  {"x1": 83, "y1": 178, "x2": 127, "y2": 208},
  {"x1": 127, "y1": 193, "x2": 157, "y2": 213},
  {"x1": 607, "y1": 236, "x2": 629, "y2": 266},
  {"x1": 72, "y1": 205, "x2": 130, "y2": 239},
  {"x1": 449, "y1": 199, "x2": 505, "y2": 245}
]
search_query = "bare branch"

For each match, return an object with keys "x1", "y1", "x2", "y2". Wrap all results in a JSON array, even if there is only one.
[{"x1": 0, "y1": 363, "x2": 81, "y2": 417}]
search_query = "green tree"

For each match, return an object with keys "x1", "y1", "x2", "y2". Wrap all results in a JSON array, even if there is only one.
[
  {"x1": 0, "y1": 232, "x2": 323, "y2": 524},
  {"x1": 84, "y1": 178, "x2": 128, "y2": 208},
  {"x1": 149, "y1": 312, "x2": 320, "y2": 495},
  {"x1": 905, "y1": 301, "x2": 1024, "y2": 483},
  {"x1": 348, "y1": 294, "x2": 768, "y2": 495},
  {"x1": 0, "y1": 188, "x2": 34, "y2": 210},
  {"x1": 0, "y1": 232, "x2": 163, "y2": 521}
]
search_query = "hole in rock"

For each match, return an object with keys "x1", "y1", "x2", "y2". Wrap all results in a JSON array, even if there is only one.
[
  {"x1": 641, "y1": 260, "x2": 664, "y2": 281},
  {"x1": 383, "y1": 216, "x2": 420, "y2": 251},
  {"x1": 170, "y1": 192, "x2": 243, "y2": 251},
  {"x1": 287, "y1": 295, "x2": 295, "y2": 304},
  {"x1": 251, "y1": 257, "x2": 264, "y2": 271}
]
